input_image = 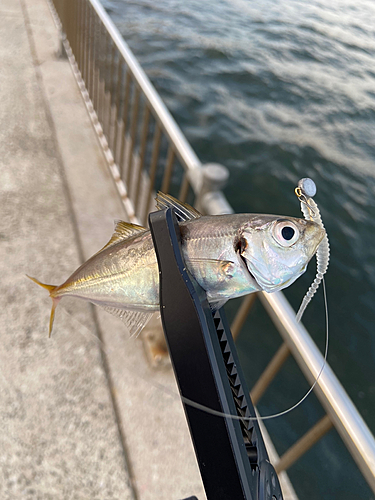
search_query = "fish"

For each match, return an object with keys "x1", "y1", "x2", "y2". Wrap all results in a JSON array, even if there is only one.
[{"x1": 28, "y1": 192, "x2": 325, "y2": 337}]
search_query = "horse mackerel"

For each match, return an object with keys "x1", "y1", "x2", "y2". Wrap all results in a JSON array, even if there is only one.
[{"x1": 28, "y1": 193, "x2": 325, "y2": 337}]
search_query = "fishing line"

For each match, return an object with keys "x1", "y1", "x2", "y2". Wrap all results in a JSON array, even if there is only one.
[
  {"x1": 249, "y1": 278, "x2": 329, "y2": 421},
  {"x1": 58, "y1": 277, "x2": 328, "y2": 423},
  {"x1": 154, "y1": 278, "x2": 329, "y2": 422},
  {"x1": 52, "y1": 177, "x2": 330, "y2": 424}
]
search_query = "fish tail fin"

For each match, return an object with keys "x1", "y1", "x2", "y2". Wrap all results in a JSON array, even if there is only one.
[
  {"x1": 26, "y1": 275, "x2": 61, "y2": 337},
  {"x1": 26, "y1": 275, "x2": 57, "y2": 293},
  {"x1": 48, "y1": 296, "x2": 61, "y2": 338}
]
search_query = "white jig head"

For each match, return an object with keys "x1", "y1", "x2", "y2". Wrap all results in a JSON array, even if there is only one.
[{"x1": 295, "y1": 178, "x2": 330, "y2": 322}]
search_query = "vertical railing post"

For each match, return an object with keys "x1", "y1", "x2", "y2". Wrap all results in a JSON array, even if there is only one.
[
  {"x1": 56, "y1": 0, "x2": 67, "y2": 59},
  {"x1": 196, "y1": 163, "x2": 232, "y2": 215}
]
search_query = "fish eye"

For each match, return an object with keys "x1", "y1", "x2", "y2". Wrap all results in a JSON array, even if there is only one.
[
  {"x1": 272, "y1": 220, "x2": 300, "y2": 247},
  {"x1": 282, "y1": 226, "x2": 295, "y2": 240}
]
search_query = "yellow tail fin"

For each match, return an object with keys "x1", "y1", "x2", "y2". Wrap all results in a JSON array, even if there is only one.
[{"x1": 26, "y1": 275, "x2": 61, "y2": 338}]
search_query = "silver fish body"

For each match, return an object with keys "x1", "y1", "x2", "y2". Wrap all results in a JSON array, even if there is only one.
[
  {"x1": 59, "y1": 229, "x2": 159, "y2": 311},
  {"x1": 29, "y1": 195, "x2": 325, "y2": 336}
]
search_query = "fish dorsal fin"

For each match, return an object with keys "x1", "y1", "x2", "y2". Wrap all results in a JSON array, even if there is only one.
[
  {"x1": 155, "y1": 192, "x2": 202, "y2": 221},
  {"x1": 99, "y1": 221, "x2": 148, "y2": 253},
  {"x1": 100, "y1": 306, "x2": 154, "y2": 338},
  {"x1": 113, "y1": 220, "x2": 147, "y2": 239}
]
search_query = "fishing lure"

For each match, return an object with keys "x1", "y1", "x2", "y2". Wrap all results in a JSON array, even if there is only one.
[
  {"x1": 172, "y1": 177, "x2": 330, "y2": 422},
  {"x1": 295, "y1": 178, "x2": 330, "y2": 322}
]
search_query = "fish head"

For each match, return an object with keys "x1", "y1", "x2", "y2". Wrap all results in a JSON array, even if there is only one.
[{"x1": 237, "y1": 215, "x2": 325, "y2": 293}]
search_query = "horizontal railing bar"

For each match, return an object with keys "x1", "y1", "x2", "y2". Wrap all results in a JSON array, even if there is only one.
[
  {"x1": 88, "y1": 0, "x2": 202, "y2": 192},
  {"x1": 275, "y1": 414, "x2": 333, "y2": 473},
  {"x1": 259, "y1": 291, "x2": 375, "y2": 493}
]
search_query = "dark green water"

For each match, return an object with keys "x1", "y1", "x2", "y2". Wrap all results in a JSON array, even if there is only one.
[{"x1": 103, "y1": 0, "x2": 375, "y2": 498}]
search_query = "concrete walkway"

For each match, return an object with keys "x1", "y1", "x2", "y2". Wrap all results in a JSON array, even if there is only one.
[{"x1": 0, "y1": 0, "x2": 205, "y2": 498}]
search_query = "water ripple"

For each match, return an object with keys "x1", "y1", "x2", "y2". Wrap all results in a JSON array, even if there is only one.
[{"x1": 103, "y1": 1, "x2": 375, "y2": 498}]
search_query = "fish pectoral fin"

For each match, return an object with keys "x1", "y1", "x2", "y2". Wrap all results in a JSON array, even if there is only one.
[
  {"x1": 96, "y1": 221, "x2": 148, "y2": 254},
  {"x1": 99, "y1": 306, "x2": 154, "y2": 338},
  {"x1": 155, "y1": 192, "x2": 202, "y2": 221},
  {"x1": 185, "y1": 258, "x2": 236, "y2": 278}
]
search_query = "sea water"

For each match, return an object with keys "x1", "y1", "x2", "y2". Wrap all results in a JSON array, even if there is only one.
[{"x1": 102, "y1": 1, "x2": 375, "y2": 498}]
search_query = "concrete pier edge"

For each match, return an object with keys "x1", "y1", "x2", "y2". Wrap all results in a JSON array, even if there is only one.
[{"x1": 0, "y1": 0, "x2": 205, "y2": 498}]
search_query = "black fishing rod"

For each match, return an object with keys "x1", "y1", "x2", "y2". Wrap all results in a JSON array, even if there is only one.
[{"x1": 149, "y1": 207, "x2": 283, "y2": 500}]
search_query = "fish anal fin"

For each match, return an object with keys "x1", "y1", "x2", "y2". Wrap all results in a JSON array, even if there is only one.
[
  {"x1": 97, "y1": 221, "x2": 148, "y2": 254},
  {"x1": 100, "y1": 306, "x2": 154, "y2": 338},
  {"x1": 155, "y1": 192, "x2": 202, "y2": 221}
]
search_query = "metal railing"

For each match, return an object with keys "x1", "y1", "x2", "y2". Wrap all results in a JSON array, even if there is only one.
[
  {"x1": 48, "y1": 0, "x2": 375, "y2": 495},
  {"x1": 51, "y1": 0, "x2": 231, "y2": 228}
]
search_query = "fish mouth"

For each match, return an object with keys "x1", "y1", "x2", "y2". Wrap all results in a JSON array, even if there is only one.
[{"x1": 236, "y1": 251, "x2": 262, "y2": 291}]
